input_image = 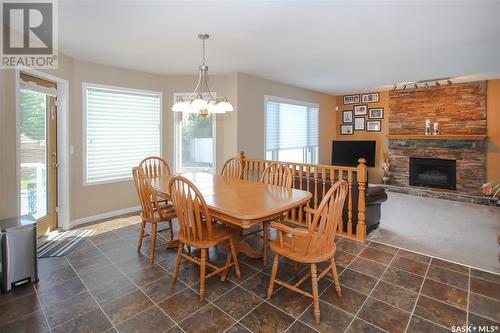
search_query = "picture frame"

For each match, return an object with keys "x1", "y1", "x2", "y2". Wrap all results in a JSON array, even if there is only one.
[
  {"x1": 368, "y1": 108, "x2": 384, "y2": 119},
  {"x1": 361, "y1": 92, "x2": 380, "y2": 103},
  {"x1": 342, "y1": 110, "x2": 353, "y2": 123},
  {"x1": 343, "y1": 94, "x2": 360, "y2": 105},
  {"x1": 340, "y1": 124, "x2": 353, "y2": 135},
  {"x1": 354, "y1": 117, "x2": 365, "y2": 131},
  {"x1": 353, "y1": 104, "x2": 368, "y2": 116},
  {"x1": 366, "y1": 120, "x2": 382, "y2": 132}
]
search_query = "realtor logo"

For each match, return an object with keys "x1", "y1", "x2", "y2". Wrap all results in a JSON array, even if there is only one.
[{"x1": 1, "y1": 0, "x2": 58, "y2": 68}]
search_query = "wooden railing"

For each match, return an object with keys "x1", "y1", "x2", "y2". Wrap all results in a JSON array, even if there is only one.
[{"x1": 239, "y1": 151, "x2": 368, "y2": 241}]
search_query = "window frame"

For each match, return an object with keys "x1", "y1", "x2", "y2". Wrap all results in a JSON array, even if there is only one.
[
  {"x1": 82, "y1": 82, "x2": 163, "y2": 186},
  {"x1": 173, "y1": 92, "x2": 217, "y2": 174},
  {"x1": 264, "y1": 95, "x2": 319, "y2": 164}
]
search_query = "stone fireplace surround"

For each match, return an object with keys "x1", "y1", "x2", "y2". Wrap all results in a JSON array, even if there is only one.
[{"x1": 387, "y1": 81, "x2": 487, "y2": 198}]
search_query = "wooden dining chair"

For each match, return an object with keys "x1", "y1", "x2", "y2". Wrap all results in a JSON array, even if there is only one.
[
  {"x1": 221, "y1": 157, "x2": 244, "y2": 179},
  {"x1": 259, "y1": 162, "x2": 293, "y2": 265},
  {"x1": 169, "y1": 176, "x2": 241, "y2": 301},
  {"x1": 267, "y1": 180, "x2": 348, "y2": 324},
  {"x1": 133, "y1": 167, "x2": 176, "y2": 263},
  {"x1": 139, "y1": 156, "x2": 172, "y2": 202}
]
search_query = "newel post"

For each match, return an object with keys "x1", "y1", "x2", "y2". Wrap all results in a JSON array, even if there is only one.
[{"x1": 356, "y1": 158, "x2": 367, "y2": 241}]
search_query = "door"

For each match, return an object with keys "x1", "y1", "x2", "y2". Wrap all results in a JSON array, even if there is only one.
[{"x1": 19, "y1": 73, "x2": 58, "y2": 236}]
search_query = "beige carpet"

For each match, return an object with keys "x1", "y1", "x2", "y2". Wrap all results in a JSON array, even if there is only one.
[{"x1": 368, "y1": 192, "x2": 500, "y2": 273}]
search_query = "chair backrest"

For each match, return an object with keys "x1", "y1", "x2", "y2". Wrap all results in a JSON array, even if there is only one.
[
  {"x1": 168, "y1": 176, "x2": 214, "y2": 243},
  {"x1": 133, "y1": 167, "x2": 163, "y2": 222},
  {"x1": 221, "y1": 157, "x2": 243, "y2": 179},
  {"x1": 304, "y1": 180, "x2": 348, "y2": 257},
  {"x1": 260, "y1": 162, "x2": 293, "y2": 188},
  {"x1": 139, "y1": 156, "x2": 172, "y2": 178}
]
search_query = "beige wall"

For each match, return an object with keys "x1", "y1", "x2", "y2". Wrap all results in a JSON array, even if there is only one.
[
  {"x1": 237, "y1": 73, "x2": 337, "y2": 164},
  {"x1": 487, "y1": 79, "x2": 500, "y2": 182},
  {"x1": 2, "y1": 58, "x2": 336, "y2": 223},
  {"x1": 334, "y1": 92, "x2": 389, "y2": 184}
]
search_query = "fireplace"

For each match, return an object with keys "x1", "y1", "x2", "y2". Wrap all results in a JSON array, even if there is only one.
[{"x1": 409, "y1": 158, "x2": 456, "y2": 190}]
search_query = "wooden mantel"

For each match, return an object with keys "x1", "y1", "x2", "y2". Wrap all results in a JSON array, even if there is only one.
[{"x1": 387, "y1": 134, "x2": 487, "y2": 141}]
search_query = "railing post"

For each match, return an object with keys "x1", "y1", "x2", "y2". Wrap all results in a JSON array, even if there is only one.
[{"x1": 356, "y1": 158, "x2": 367, "y2": 241}]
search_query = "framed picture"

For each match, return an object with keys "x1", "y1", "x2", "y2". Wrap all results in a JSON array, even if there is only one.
[
  {"x1": 340, "y1": 124, "x2": 353, "y2": 135},
  {"x1": 354, "y1": 117, "x2": 365, "y2": 131},
  {"x1": 343, "y1": 94, "x2": 360, "y2": 105},
  {"x1": 342, "y1": 110, "x2": 353, "y2": 123},
  {"x1": 361, "y1": 93, "x2": 380, "y2": 103},
  {"x1": 367, "y1": 120, "x2": 381, "y2": 132},
  {"x1": 353, "y1": 104, "x2": 368, "y2": 116},
  {"x1": 369, "y1": 108, "x2": 384, "y2": 119}
]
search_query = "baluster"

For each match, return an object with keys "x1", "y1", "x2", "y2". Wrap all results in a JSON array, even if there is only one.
[
  {"x1": 347, "y1": 170, "x2": 353, "y2": 237},
  {"x1": 356, "y1": 158, "x2": 367, "y2": 241}
]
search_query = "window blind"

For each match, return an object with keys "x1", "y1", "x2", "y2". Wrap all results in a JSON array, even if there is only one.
[
  {"x1": 85, "y1": 85, "x2": 161, "y2": 184},
  {"x1": 266, "y1": 100, "x2": 318, "y2": 151}
]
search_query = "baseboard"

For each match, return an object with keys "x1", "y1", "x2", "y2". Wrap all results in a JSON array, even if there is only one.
[{"x1": 69, "y1": 206, "x2": 141, "y2": 229}]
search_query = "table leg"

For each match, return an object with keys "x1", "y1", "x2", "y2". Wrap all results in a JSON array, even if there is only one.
[{"x1": 236, "y1": 239, "x2": 263, "y2": 258}]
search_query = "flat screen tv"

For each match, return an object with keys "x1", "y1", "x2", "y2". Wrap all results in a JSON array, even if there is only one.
[{"x1": 332, "y1": 140, "x2": 376, "y2": 167}]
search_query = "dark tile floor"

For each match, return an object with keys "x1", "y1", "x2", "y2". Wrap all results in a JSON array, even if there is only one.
[{"x1": 1, "y1": 214, "x2": 499, "y2": 333}]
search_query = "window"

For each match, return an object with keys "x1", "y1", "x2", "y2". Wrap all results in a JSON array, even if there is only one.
[
  {"x1": 174, "y1": 93, "x2": 216, "y2": 173},
  {"x1": 84, "y1": 84, "x2": 161, "y2": 185},
  {"x1": 265, "y1": 96, "x2": 318, "y2": 164}
]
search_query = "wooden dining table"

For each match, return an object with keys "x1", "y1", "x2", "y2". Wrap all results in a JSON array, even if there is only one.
[{"x1": 151, "y1": 172, "x2": 312, "y2": 258}]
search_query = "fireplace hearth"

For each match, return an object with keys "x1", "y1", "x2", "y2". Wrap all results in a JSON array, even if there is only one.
[{"x1": 410, "y1": 157, "x2": 456, "y2": 190}]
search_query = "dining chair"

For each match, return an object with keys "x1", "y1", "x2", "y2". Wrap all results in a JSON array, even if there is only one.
[
  {"x1": 169, "y1": 176, "x2": 241, "y2": 301},
  {"x1": 267, "y1": 180, "x2": 348, "y2": 324},
  {"x1": 139, "y1": 156, "x2": 172, "y2": 202},
  {"x1": 259, "y1": 162, "x2": 293, "y2": 265},
  {"x1": 221, "y1": 157, "x2": 244, "y2": 179},
  {"x1": 133, "y1": 167, "x2": 176, "y2": 263}
]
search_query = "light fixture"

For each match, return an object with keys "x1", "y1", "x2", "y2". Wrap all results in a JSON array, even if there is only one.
[
  {"x1": 392, "y1": 78, "x2": 452, "y2": 91},
  {"x1": 171, "y1": 33, "x2": 234, "y2": 117}
]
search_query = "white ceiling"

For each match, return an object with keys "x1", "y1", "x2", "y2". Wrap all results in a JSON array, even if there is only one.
[{"x1": 58, "y1": 1, "x2": 500, "y2": 94}]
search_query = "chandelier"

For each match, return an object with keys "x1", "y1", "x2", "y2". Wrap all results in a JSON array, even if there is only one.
[{"x1": 171, "y1": 33, "x2": 234, "y2": 117}]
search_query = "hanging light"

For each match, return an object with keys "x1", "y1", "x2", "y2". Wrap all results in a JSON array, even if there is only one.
[{"x1": 171, "y1": 33, "x2": 234, "y2": 117}]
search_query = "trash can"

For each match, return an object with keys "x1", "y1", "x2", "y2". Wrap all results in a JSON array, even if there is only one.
[{"x1": 0, "y1": 217, "x2": 38, "y2": 292}]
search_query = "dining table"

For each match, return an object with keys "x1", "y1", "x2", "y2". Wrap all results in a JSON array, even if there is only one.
[{"x1": 150, "y1": 172, "x2": 312, "y2": 259}]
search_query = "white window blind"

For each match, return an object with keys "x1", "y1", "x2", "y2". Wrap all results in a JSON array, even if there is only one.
[
  {"x1": 85, "y1": 85, "x2": 161, "y2": 184},
  {"x1": 266, "y1": 97, "x2": 318, "y2": 163}
]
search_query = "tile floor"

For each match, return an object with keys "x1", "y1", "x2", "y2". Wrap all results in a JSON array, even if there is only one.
[{"x1": 1, "y1": 214, "x2": 499, "y2": 333}]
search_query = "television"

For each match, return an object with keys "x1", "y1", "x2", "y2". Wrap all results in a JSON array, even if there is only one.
[{"x1": 332, "y1": 140, "x2": 376, "y2": 167}]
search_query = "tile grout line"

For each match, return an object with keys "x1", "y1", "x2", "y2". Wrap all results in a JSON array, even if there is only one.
[
  {"x1": 344, "y1": 246, "x2": 401, "y2": 333},
  {"x1": 31, "y1": 282, "x2": 53, "y2": 333},
  {"x1": 402, "y1": 255, "x2": 432, "y2": 333},
  {"x1": 466, "y1": 266, "x2": 471, "y2": 326},
  {"x1": 86, "y1": 235, "x2": 186, "y2": 333},
  {"x1": 63, "y1": 256, "x2": 118, "y2": 332}
]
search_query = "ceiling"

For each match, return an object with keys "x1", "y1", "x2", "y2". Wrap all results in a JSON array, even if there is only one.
[{"x1": 58, "y1": 1, "x2": 500, "y2": 94}]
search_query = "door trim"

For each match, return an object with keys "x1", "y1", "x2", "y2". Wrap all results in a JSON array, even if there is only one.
[{"x1": 15, "y1": 69, "x2": 70, "y2": 230}]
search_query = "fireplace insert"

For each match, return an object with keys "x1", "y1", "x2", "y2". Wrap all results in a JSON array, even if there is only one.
[{"x1": 409, "y1": 158, "x2": 456, "y2": 190}]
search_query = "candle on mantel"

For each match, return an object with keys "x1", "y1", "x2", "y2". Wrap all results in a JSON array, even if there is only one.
[
  {"x1": 425, "y1": 119, "x2": 431, "y2": 135},
  {"x1": 433, "y1": 122, "x2": 440, "y2": 135}
]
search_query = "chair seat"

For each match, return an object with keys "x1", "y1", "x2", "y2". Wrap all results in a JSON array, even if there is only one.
[
  {"x1": 179, "y1": 223, "x2": 239, "y2": 248},
  {"x1": 270, "y1": 230, "x2": 336, "y2": 263}
]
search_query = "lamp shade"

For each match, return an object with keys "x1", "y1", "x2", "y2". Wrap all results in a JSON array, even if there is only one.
[
  {"x1": 217, "y1": 101, "x2": 234, "y2": 112},
  {"x1": 191, "y1": 98, "x2": 208, "y2": 110},
  {"x1": 172, "y1": 101, "x2": 188, "y2": 112}
]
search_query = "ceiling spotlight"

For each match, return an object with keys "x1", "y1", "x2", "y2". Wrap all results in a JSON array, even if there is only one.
[{"x1": 447, "y1": 79, "x2": 452, "y2": 85}]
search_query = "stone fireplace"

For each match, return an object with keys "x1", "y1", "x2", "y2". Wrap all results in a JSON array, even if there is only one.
[{"x1": 387, "y1": 81, "x2": 487, "y2": 196}]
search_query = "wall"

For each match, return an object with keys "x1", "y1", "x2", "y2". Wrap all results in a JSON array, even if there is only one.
[
  {"x1": 335, "y1": 92, "x2": 389, "y2": 183},
  {"x1": 1, "y1": 60, "x2": 334, "y2": 223},
  {"x1": 237, "y1": 73, "x2": 337, "y2": 165},
  {"x1": 487, "y1": 79, "x2": 500, "y2": 182},
  {"x1": 389, "y1": 81, "x2": 487, "y2": 135}
]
